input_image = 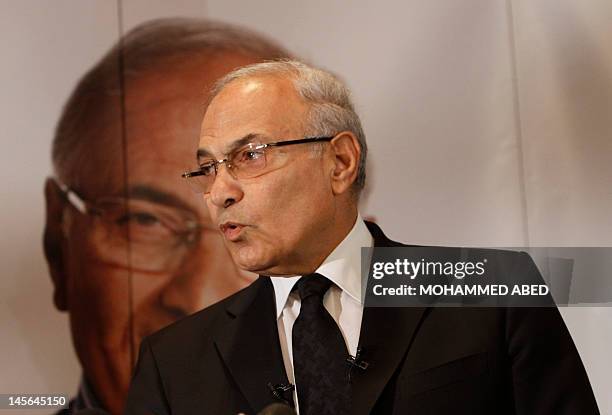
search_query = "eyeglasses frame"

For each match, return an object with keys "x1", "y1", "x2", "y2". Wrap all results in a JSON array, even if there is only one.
[
  {"x1": 181, "y1": 135, "x2": 335, "y2": 191},
  {"x1": 51, "y1": 177, "x2": 204, "y2": 240}
]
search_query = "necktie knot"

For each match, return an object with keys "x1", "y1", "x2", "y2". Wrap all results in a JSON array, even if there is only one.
[{"x1": 295, "y1": 273, "x2": 332, "y2": 301}]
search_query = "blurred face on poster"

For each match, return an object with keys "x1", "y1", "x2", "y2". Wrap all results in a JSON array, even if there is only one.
[{"x1": 43, "y1": 52, "x2": 265, "y2": 414}]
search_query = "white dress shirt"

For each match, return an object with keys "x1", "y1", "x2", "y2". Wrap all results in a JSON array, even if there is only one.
[{"x1": 269, "y1": 214, "x2": 373, "y2": 412}]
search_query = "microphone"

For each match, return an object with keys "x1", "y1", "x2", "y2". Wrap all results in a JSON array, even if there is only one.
[
  {"x1": 257, "y1": 403, "x2": 297, "y2": 415},
  {"x1": 346, "y1": 347, "x2": 369, "y2": 381},
  {"x1": 347, "y1": 347, "x2": 369, "y2": 369},
  {"x1": 267, "y1": 382, "x2": 294, "y2": 406}
]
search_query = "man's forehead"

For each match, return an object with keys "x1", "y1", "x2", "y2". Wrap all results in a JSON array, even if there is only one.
[
  {"x1": 199, "y1": 76, "x2": 308, "y2": 155},
  {"x1": 203, "y1": 77, "x2": 298, "y2": 125}
]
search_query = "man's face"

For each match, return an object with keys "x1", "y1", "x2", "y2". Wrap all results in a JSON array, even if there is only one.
[
  {"x1": 45, "y1": 53, "x2": 260, "y2": 415},
  {"x1": 199, "y1": 76, "x2": 339, "y2": 276}
]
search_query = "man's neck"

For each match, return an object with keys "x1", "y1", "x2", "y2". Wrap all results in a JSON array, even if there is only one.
[
  {"x1": 309, "y1": 210, "x2": 358, "y2": 270},
  {"x1": 273, "y1": 208, "x2": 359, "y2": 276}
]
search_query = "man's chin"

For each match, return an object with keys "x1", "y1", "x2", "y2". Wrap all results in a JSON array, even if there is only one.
[
  {"x1": 237, "y1": 261, "x2": 296, "y2": 277},
  {"x1": 228, "y1": 245, "x2": 260, "y2": 270},
  {"x1": 236, "y1": 261, "x2": 270, "y2": 274},
  {"x1": 233, "y1": 251, "x2": 275, "y2": 275}
]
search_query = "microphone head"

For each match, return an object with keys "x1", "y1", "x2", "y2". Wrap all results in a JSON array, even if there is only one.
[{"x1": 258, "y1": 403, "x2": 297, "y2": 415}]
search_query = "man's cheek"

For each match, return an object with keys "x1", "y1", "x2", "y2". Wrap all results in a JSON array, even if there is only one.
[
  {"x1": 72, "y1": 271, "x2": 131, "y2": 330},
  {"x1": 84, "y1": 272, "x2": 130, "y2": 308},
  {"x1": 204, "y1": 198, "x2": 220, "y2": 221},
  {"x1": 131, "y1": 273, "x2": 171, "y2": 304},
  {"x1": 233, "y1": 238, "x2": 271, "y2": 265}
]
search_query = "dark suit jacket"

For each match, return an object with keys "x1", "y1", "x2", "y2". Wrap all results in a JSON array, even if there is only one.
[{"x1": 125, "y1": 222, "x2": 599, "y2": 415}]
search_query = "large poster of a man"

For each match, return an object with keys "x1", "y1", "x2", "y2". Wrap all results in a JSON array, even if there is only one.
[{"x1": 43, "y1": 18, "x2": 291, "y2": 414}]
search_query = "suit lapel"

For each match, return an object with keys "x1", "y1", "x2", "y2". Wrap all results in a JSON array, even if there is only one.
[
  {"x1": 352, "y1": 306, "x2": 426, "y2": 414},
  {"x1": 351, "y1": 222, "x2": 428, "y2": 414},
  {"x1": 214, "y1": 277, "x2": 292, "y2": 413}
]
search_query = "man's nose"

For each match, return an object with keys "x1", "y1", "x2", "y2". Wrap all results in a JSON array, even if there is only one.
[{"x1": 208, "y1": 164, "x2": 243, "y2": 209}]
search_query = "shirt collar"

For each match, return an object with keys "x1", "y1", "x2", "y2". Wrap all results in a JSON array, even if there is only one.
[{"x1": 270, "y1": 214, "x2": 373, "y2": 318}]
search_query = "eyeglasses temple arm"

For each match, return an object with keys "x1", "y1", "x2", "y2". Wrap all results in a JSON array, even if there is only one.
[{"x1": 268, "y1": 136, "x2": 334, "y2": 147}]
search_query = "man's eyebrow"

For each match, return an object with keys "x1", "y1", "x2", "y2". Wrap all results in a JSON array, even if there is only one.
[
  {"x1": 196, "y1": 133, "x2": 267, "y2": 161},
  {"x1": 128, "y1": 185, "x2": 193, "y2": 212}
]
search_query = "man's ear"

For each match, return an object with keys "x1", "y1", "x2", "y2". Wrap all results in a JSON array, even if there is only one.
[
  {"x1": 43, "y1": 177, "x2": 68, "y2": 311},
  {"x1": 329, "y1": 131, "x2": 360, "y2": 196}
]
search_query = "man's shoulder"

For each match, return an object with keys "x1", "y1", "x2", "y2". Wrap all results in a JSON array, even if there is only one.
[{"x1": 369, "y1": 221, "x2": 530, "y2": 260}]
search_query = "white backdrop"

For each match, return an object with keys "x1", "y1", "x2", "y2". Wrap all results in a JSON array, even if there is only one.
[{"x1": 1, "y1": 0, "x2": 610, "y2": 412}]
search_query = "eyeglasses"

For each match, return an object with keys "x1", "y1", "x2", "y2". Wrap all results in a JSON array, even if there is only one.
[
  {"x1": 182, "y1": 136, "x2": 334, "y2": 193},
  {"x1": 54, "y1": 178, "x2": 217, "y2": 273}
]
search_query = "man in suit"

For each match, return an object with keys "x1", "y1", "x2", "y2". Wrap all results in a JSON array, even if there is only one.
[{"x1": 125, "y1": 60, "x2": 599, "y2": 414}]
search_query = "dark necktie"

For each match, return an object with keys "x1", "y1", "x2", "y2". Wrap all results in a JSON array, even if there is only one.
[{"x1": 292, "y1": 273, "x2": 350, "y2": 415}]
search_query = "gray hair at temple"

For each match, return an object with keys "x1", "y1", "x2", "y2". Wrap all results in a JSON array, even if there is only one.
[
  {"x1": 210, "y1": 60, "x2": 368, "y2": 193},
  {"x1": 52, "y1": 17, "x2": 291, "y2": 181}
]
